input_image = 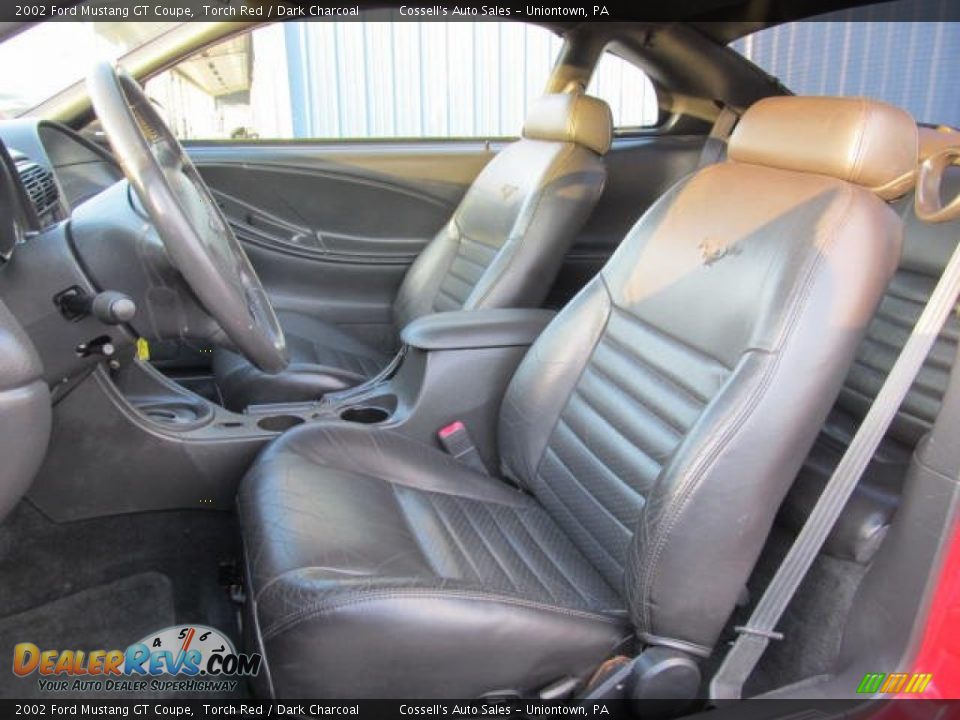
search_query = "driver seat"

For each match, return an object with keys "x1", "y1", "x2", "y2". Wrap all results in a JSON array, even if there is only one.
[
  {"x1": 238, "y1": 97, "x2": 916, "y2": 698},
  {"x1": 214, "y1": 89, "x2": 613, "y2": 410}
]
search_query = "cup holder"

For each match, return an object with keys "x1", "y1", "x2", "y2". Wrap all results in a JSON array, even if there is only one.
[
  {"x1": 340, "y1": 406, "x2": 390, "y2": 424},
  {"x1": 134, "y1": 398, "x2": 213, "y2": 430},
  {"x1": 257, "y1": 415, "x2": 306, "y2": 432}
]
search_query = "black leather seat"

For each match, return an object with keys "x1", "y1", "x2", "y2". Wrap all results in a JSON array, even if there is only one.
[
  {"x1": 778, "y1": 126, "x2": 960, "y2": 563},
  {"x1": 238, "y1": 97, "x2": 917, "y2": 698},
  {"x1": 214, "y1": 90, "x2": 613, "y2": 410}
]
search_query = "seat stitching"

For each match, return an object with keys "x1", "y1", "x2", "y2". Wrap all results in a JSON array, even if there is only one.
[
  {"x1": 434, "y1": 285, "x2": 467, "y2": 309},
  {"x1": 424, "y1": 493, "x2": 485, "y2": 584},
  {"x1": 392, "y1": 486, "x2": 454, "y2": 578},
  {"x1": 454, "y1": 243, "x2": 495, "y2": 270},
  {"x1": 847, "y1": 352, "x2": 947, "y2": 402},
  {"x1": 544, "y1": 441, "x2": 635, "y2": 536},
  {"x1": 597, "y1": 330, "x2": 710, "y2": 409},
  {"x1": 583, "y1": 361, "x2": 687, "y2": 437},
  {"x1": 507, "y1": 509, "x2": 617, "y2": 609},
  {"x1": 438, "y1": 270, "x2": 474, "y2": 298},
  {"x1": 527, "y1": 280, "x2": 613, "y2": 483},
  {"x1": 503, "y1": 509, "x2": 591, "y2": 606},
  {"x1": 610, "y1": 306, "x2": 730, "y2": 372},
  {"x1": 459, "y1": 233, "x2": 502, "y2": 252},
  {"x1": 536, "y1": 454, "x2": 627, "y2": 574},
  {"x1": 840, "y1": 384, "x2": 938, "y2": 429},
  {"x1": 556, "y1": 409, "x2": 659, "y2": 499},
  {"x1": 590, "y1": 354, "x2": 688, "y2": 438},
  {"x1": 479, "y1": 503, "x2": 558, "y2": 604},
  {"x1": 446, "y1": 265, "x2": 482, "y2": 288},
  {"x1": 451, "y1": 496, "x2": 524, "y2": 596}
]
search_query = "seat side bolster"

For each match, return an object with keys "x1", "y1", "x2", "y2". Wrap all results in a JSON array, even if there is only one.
[
  {"x1": 498, "y1": 279, "x2": 612, "y2": 486},
  {"x1": 465, "y1": 144, "x2": 607, "y2": 311}
]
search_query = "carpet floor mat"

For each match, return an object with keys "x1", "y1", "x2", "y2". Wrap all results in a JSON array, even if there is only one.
[
  {"x1": 0, "y1": 502, "x2": 248, "y2": 699},
  {"x1": 0, "y1": 573, "x2": 176, "y2": 699}
]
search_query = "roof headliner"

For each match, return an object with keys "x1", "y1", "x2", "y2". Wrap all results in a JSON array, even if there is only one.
[{"x1": 0, "y1": 0, "x2": 903, "y2": 47}]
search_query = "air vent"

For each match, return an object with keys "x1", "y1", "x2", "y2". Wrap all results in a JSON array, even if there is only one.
[{"x1": 16, "y1": 160, "x2": 59, "y2": 220}]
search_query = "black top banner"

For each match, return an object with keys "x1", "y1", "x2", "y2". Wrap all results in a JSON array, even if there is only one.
[{"x1": 5, "y1": 0, "x2": 960, "y2": 24}]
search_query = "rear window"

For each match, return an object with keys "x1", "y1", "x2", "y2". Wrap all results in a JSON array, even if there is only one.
[{"x1": 731, "y1": 6, "x2": 960, "y2": 127}]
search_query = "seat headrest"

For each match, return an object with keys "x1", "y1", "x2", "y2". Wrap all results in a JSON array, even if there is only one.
[
  {"x1": 728, "y1": 96, "x2": 918, "y2": 200},
  {"x1": 522, "y1": 92, "x2": 613, "y2": 155}
]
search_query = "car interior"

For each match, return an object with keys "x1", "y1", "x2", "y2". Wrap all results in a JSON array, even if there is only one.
[{"x1": 0, "y1": 5, "x2": 959, "y2": 710}]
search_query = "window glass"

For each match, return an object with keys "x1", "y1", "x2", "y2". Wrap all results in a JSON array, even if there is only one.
[
  {"x1": 731, "y1": 8, "x2": 960, "y2": 127},
  {"x1": 0, "y1": 22, "x2": 177, "y2": 118},
  {"x1": 146, "y1": 21, "x2": 564, "y2": 141},
  {"x1": 587, "y1": 51, "x2": 659, "y2": 128}
]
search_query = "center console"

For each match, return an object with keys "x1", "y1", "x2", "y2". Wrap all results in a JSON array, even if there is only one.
[{"x1": 26, "y1": 308, "x2": 555, "y2": 521}]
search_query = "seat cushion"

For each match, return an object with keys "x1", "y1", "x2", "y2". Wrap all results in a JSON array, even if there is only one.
[
  {"x1": 214, "y1": 311, "x2": 393, "y2": 410},
  {"x1": 239, "y1": 423, "x2": 628, "y2": 698}
]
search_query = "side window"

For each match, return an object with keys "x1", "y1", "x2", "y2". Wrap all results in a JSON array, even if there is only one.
[
  {"x1": 145, "y1": 21, "x2": 563, "y2": 142},
  {"x1": 731, "y1": 18, "x2": 960, "y2": 127},
  {"x1": 587, "y1": 51, "x2": 660, "y2": 130}
]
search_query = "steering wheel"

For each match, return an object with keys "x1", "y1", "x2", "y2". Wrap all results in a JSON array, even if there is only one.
[{"x1": 87, "y1": 61, "x2": 288, "y2": 373}]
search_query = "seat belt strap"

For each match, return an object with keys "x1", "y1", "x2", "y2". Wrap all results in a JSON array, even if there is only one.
[
  {"x1": 710, "y1": 219, "x2": 960, "y2": 701},
  {"x1": 697, "y1": 105, "x2": 741, "y2": 168}
]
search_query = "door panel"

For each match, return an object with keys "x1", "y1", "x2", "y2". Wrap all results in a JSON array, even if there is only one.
[
  {"x1": 545, "y1": 134, "x2": 706, "y2": 307},
  {"x1": 186, "y1": 141, "x2": 497, "y2": 346}
]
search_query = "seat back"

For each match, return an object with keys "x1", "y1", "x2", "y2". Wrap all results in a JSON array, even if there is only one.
[
  {"x1": 774, "y1": 127, "x2": 960, "y2": 565},
  {"x1": 393, "y1": 90, "x2": 612, "y2": 328},
  {"x1": 833, "y1": 127, "x2": 960, "y2": 451},
  {"x1": 497, "y1": 96, "x2": 916, "y2": 657}
]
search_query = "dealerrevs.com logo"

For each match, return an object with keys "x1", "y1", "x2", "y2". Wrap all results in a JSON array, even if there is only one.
[{"x1": 12, "y1": 625, "x2": 261, "y2": 694}]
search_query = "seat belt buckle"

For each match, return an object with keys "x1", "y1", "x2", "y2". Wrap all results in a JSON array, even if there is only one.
[{"x1": 438, "y1": 421, "x2": 489, "y2": 475}]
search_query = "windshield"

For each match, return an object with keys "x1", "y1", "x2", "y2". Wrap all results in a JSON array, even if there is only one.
[{"x1": 0, "y1": 21, "x2": 178, "y2": 118}]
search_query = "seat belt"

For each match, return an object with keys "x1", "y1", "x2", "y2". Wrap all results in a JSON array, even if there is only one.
[
  {"x1": 697, "y1": 105, "x2": 741, "y2": 168},
  {"x1": 710, "y1": 169, "x2": 960, "y2": 700}
]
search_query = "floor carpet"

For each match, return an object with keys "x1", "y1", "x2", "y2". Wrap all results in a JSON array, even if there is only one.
[
  {"x1": 701, "y1": 525, "x2": 868, "y2": 697},
  {"x1": 0, "y1": 501, "x2": 247, "y2": 699},
  {"x1": 0, "y1": 573, "x2": 175, "y2": 699}
]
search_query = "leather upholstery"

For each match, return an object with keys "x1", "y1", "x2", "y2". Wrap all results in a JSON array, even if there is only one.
[
  {"x1": 778, "y1": 159, "x2": 960, "y2": 563},
  {"x1": 499, "y1": 156, "x2": 903, "y2": 655},
  {"x1": 216, "y1": 91, "x2": 611, "y2": 410},
  {"x1": 239, "y1": 424, "x2": 629, "y2": 698},
  {"x1": 392, "y1": 96, "x2": 609, "y2": 326},
  {"x1": 729, "y1": 96, "x2": 917, "y2": 200},
  {"x1": 238, "y1": 97, "x2": 911, "y2": 695},
  {"x1": 521, "y1": 92, "x2": 614, "y2": 155}
]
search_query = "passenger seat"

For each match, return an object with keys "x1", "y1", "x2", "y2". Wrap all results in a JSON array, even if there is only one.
[
  {"x1": 214, "y1": 88, "x2": 613, "y2": 410},
  {"x1": 778, "y1": 126, "x2": 960, "y2": 563}
]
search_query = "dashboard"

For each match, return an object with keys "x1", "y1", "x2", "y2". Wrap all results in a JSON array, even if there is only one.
[
  {"x1": 0, "y1": 118, "x2": 136, "y2": 399},
  {"x1": 0, "y1": 119, "x2": 122, "y2": 244}
]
